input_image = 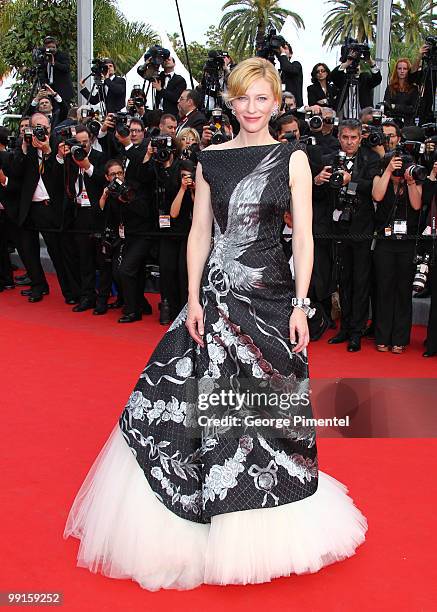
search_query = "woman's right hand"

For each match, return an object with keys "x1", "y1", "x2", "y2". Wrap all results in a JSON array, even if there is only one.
[{"x1": 185, "y1": 299, "x2": 205, "y2": 347}]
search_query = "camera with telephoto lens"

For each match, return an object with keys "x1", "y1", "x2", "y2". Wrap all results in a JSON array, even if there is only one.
[
  {"x1": 281, "y1": 131, "x2": 297, "y2": 143},
  {"x1": 151, "y1": 136, "x2": 176, "y2": 163},
  {"x1": 180, "y1": 143, "x2": 200, "y2": 163},
  {"x1": 63, "y1": 136, "x2": 88, "y2": 162},
  {"x1": 329, "y1": 151, "x2": 347, "y2": 188},
  {"x1": 32, "y1": 46, "x2": 54, "y2": 72},
  {"x1": 256, "y1": 25, "x2": 287, "y2": 64},
  {"x1": 109, "y1": 112, "x2": 130, "y2": 138},
  {"x1": 23, "y1": 125, "x2": 49, "y2": 145},
  {"x1": 340, "y1": 37, "x2": 371, "y2": 71},
  {"x1": 362, "y1": 125, "x2": 388, "y2": 148},
  {"x1": 413, "y1": 253, "x2": 431, "y2": 292},
  {"x1": 137, "y1": 46, "x2": 170, "y2": 81},
  {"x1": 423, "y1": 36, "x2": 437, "y2": 64},
  {"x1": 7, "y1": 135, "x2": 16, "y2": 150},
  {"x1": 58, "y1": 125, "x2": 77, "y2": 141},
  {"x1": 107, "y1": 177, "x2": 135, "y2": 203},
  {"x1": 306, "y1": 111, "x2": 323, "y2": 132},
  {"x1": 383, "y1": 142, "x2": 427, "y2": 181},
  {"x1": 79, "y1": 108, "x2": 102, "y2": 136},
  {"x1": 209, "y1": 108, "x2": 229, "y2": 144},
  {"x1": 91, "y1": 57, "x2": 109, "y2": 80},
  {"x1": 336, "y1": 181, "x2": 359, "y2": 223}
]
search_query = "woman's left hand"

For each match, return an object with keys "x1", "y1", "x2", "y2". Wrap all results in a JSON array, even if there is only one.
[{"x1": 289, "y1": 308, "x2": 310, "y2": 353}]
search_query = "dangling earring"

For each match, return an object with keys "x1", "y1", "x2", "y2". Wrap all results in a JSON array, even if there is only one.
[
  {"x1": 231, "y1": 108, "x2": 236, "y2": 116},
  {"x1": 271, "y1": 104, "x2": 279, "y2": 120}
]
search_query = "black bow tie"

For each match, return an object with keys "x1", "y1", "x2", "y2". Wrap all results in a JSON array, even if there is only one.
[{"x1": 164, "y1": 74, "x2": 172, "y2": 80}]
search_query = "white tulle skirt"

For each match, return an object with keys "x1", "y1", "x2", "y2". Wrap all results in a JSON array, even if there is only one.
[{"x1": 64, "y1": 425, "x2": 368, "y2": 591}]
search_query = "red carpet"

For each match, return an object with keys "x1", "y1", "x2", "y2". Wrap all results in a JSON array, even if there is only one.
[{"x1": 1, "y1": 274, "x2": 436, "y2": 611}]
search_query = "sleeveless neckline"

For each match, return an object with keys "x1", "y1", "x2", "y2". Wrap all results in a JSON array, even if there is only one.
[{"x1": 201, "y1": 143, "x2": 281, "y2": 152}]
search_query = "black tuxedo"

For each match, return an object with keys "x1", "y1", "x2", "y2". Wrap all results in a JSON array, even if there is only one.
[
  {"x1": 278, "y1": 55, "x2": 303, "y2": 107},
  {"x1": 307, "y1": 82, "x2": 338, "y2": 109},
  {"x1": 330, "y1": 66, "x2": 382, "y2": 116},
  {"x1": 48, "y1": 50, "x2": 74, "y2": 104},
  {"x1": 27, "y1": 98, "x2": 68, "y2": 130},
  {"x1": 155, "y1": 72, "x2": 187, "y2": 117},
  {"x1": 176, "y1": 109, "x2": 207, "y2": 138},
  {"x1": 81, "y1": 75, "x2": 126, "y2": 114}
]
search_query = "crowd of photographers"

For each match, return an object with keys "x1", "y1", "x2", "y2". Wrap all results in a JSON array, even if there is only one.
[{"x1": 0, "y1": 32, "x2": 437, "y2": 356}]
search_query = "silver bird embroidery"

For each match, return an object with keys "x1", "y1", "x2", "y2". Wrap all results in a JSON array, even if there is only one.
[{"x1": 208, "y1": 146, "x2": 282, "y2": 293}]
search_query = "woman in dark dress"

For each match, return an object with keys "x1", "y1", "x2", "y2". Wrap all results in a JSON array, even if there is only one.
[
  {"x1": 307, "y1": 63, "x2": 338, "y2": 109},
  {"x1": 64, "y1": 57, "x2": 367, "y2": 590},
  {"x1": 383, "y1": 58, "x2": 419, "y2": 127}
]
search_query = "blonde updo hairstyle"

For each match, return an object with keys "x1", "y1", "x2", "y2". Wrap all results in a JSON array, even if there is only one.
[{"x1": 224, "y1": 57, "x2": 282, "y2": 107}]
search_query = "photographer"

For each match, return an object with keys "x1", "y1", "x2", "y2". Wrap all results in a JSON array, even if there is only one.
[
  {"x1": 409, "y1": 39, "x2": 437, "y2": 125},
  {"x1": 331, "y1": 41, "x2": 382, "y2": 119},
  {"x1": 153, "y1": 56, "x2": 187, "y2": 118},
  {"x1": 314, "y1": 119, "x2": 380, "y2": 351},
  {"x1": 176, "y1": 128, "x2": 201, "y2": 162},
  {"x1": 156, "y1": 159, "x2": 195, "y2": 322},
  {"x1": 384, "y1": 59, "x2": 419, "y2": 127},
  {"x1": 0, "y1": 128, "x2": 16, "y2": 291},
  {"x1": 35, "y1": 36, "x2": 74, "y2": 105},
  {"x1": 12, "y1": 113, "x2": 75, "y2": 302},
  {"x1": 277, "y1": 42, "x2": 303, "y2": 108},
  {"x1": 371, "y1": 144, "x2": 423, "y2": 354},
  {"x1": 55, "y1": 125, "x2": 106, "y2": 311},
  {"x1": 307, "y1": 63, "x2": 338, "y2": 110},
  {"x1": 80, "y1": 58, "x2": 126, "y2": 114},
  {"x1": 27, "y1": 85, "x2": 68, "y2": 130},
  {"x1": 99, "y1": 159, "x2": 154, "y2": 322},
  {"x1": 139, "y1": 137, "x2": 181, "y2": 323},
  {"x1": 306, "y1": 107, "x2": 340, "y2": 155},
  {"x1": 176, "y1": 90, "x2": 207, "y2": 138}
]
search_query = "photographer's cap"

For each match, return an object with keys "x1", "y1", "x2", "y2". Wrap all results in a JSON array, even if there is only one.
[{"x1": 43, "y1": 35, "x2": 57, "y2": 45}]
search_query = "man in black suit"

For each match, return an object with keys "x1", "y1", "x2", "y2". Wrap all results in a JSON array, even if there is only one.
[
  {"x1": 27, "y1": 85, "x2": 68, "y2": 129},
  {"x1": 331, "y1": 54, "x2": 382, "y2": 119},
  {"x1": 55, "y1": 125, "x2": 106, "y2": 311},
  {"x1": 153, "y1": 56, "x2": 187, "y2": 118},
  {"x1": 277, "y1": 43, "x2": 303, "y2": 108},
  {"x1": 12, "y1": 113, "x2": 77, "y2": 302},
  {"x1": 41, "y1": 36, "x2": 74, "y2": 105},
  {"x1": 176, "y1": 90, "x2": 207, "y2": 138},
  {"x1": 80, "y1": 58, "x2": 126, "y2": 114},
  {"x1": 313, "y1": 119, "x2": 380, "y2": 351}
]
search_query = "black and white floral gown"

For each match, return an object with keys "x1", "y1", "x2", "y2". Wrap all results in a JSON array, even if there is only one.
[{"x1": 64, "y1": 142, "x2": 368, "y2": 591}]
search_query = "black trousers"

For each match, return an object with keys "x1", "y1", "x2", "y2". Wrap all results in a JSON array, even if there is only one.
[
  {"x1": 0, "y1": 211, "x2": 13, "y2": 287},
  {"x1": 159, "y1": 236, "x2": 189, "y2": 319},
  {"x1": 308, "y1": 237, "x2": 334, "y2": 320},
  {"x1": 337, "y1": 239, "x2": 372, "y2": 337},
  {"x1": 374, "y1": 239, "x2": 416, "y2": 346},
  {"x1": 426, "y1": 265, "x2": 437, "y2": 353},
  {"x1": 114, "y1": 236, "x2": 151, "y2": 316},
  {"x1": 72, "y1": 208, "x2": 97, "y2": 303}
]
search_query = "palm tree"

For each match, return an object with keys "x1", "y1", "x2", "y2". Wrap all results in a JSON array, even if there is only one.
[
  {"x1": 322, "y1": 0, "x2": 377, "y2": 48},
  {"x1": 392, "y1": 0, "x2": 437, "y2": 47},
  {"x1": 219, "y1": 0, "x2": 304, "y2": 60}
]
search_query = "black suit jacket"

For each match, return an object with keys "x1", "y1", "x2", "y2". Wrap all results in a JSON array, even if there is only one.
[
  {"x1": 155, "y1": 73, "x2": 187, "y2": 117},
  {"x1": 27, "y1": 98, "x2": 68, "y2": 130},
  {"x1": 81, "y1": 75, "x2": 126, "y2": 114},
  {"x1": 12, "y1": 147, "x2": 59, "y2": 226},
  {"x1": 278, "y1": 56, "x2": 303, "y2": 107},
  {"x1": 330, "y1": 66, "x2": 382, "y2": 114},
  {"x1": 307, "y1": 82, "x2": 338, "y2": 109},
  {"x1": 50, "y1": 50, "x2": 74, "y2": 104},
  {"x1": 176, "y1": 110, "x2": 207, "y2": 138}
]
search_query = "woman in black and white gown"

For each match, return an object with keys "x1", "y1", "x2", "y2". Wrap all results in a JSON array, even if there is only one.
[{"x1": 64, "y1": 57, "x2": 367, "y2": 590}]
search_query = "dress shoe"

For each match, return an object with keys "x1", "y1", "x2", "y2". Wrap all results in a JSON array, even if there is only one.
[
  {"x1": 391, "y1": 345, "x2": 405, "y2": 354},
  {"x1": 376, "y1": 344, "x2": 390, "y2": 352},
  {"x1": 65, "y1": 298, "x2": 79, "y2": 305},
  {"x1": 93, "y1": 304, "x2": 108, "y2": 315},
  {"x1": 141, "y1": 300, "x2": 153, "y2": 315},
  {"x1": 108, "y1": 298, "x2": 123, "y2": 309},
  {"x1": 347, "y1": 337, "x2": 361, "y2": 352},
  {"x1": 159, "y1": 299, "x2": 171, "y2": 325},
  {"x1": 118, "y1": 313, "x2": 142, "y2": 323},
  {"x1": 28, "y1": 294, "x2": 43, "y2": 303},
  {"x1": 21, "y1": 288, "x2": 49, "y2": 297},
  {"x1": 15, "y1": 275, "x2": 31, "y2": 286},
  {"x1": 328, "y1": 331, "x2": 349, "y2": 344},
  {"x1": 423, "y1": 351, "x2": 437, "y2": 358},
  {"x1": 72, "y1": 301, "x2": 95, "y2": 312}
]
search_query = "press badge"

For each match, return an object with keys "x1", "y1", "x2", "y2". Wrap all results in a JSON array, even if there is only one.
[
  {"x1": 159, "y1": 214, "x2": 171, "y2": 229},
  {"x1": 119, "y1": 223, "x2": 125, "y2": 239},
  {"x1": 393, "y1": 220, "x2": 407, "y2": 235},
  {"x1": 384, "y1": 226, "x2": 392, "y2": 237}
]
